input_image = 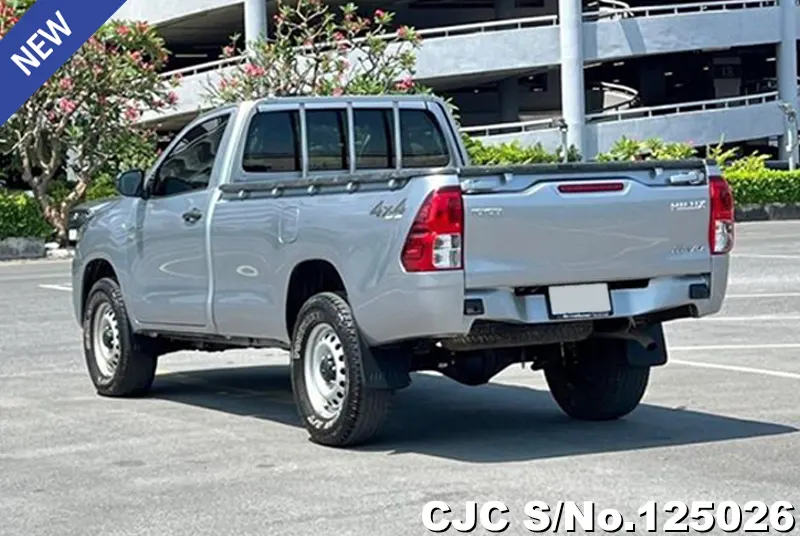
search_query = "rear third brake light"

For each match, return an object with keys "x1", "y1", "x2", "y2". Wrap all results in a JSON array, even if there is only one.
[
  {"x1": 709, "y1": 175, "x2": 734, "y2": 254},
  {"x1": 401, "y1": 186, "x2": 463, "y2": 272},
  {"x1": 558, "y1": 182, "x2": 625, "y2": 193}
]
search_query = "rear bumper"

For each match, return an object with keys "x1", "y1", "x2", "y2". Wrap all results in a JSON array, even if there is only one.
[
  {"x1": 467, "y1": 271, "x2": 726, "y2": 326},
  {"x1": 356, "y1": 257, "x2": 728, "y2": 347}
]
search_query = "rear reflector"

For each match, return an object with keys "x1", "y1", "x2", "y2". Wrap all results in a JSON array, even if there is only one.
[{"x1": 557, "y1": 182, "x2": 625, "y2": 194}]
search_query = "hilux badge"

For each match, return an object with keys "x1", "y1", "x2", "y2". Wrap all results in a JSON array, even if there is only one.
[{"x1": 670, "y1": 200, "x2": 706, "y2": 211}]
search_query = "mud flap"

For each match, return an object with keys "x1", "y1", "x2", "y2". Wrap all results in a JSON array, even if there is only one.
[
  {"x1": 358, "y1": 341, "x2": 412, "y2": 391},
  {"x1": 625, "y1": 322, "x2": 668, "y2": 368}
]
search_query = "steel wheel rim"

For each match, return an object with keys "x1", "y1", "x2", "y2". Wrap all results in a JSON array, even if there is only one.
[
  {"x1": 92, "y1": 301, "x2": 121, "y2": 377},
  {"x1": 303, "y1": 322, "x2": 347, "y2": 420}
]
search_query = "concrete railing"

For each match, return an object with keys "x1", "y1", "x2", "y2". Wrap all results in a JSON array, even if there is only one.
[
  {"x1": 160, "y1": 0, "x2": 776, "y2": 79},
  {"x1": 587, "y1": 91, "x2": 779, "y2": 122},
  {"x1": 459, "y1": 92, "x2": 780, "y2": 136},
  {"x1": 587, "y1": 0, "x2": 776, "y2": 18},
  {"x1": 460, "y1": 118, "x2": 558, "y2": 137}
]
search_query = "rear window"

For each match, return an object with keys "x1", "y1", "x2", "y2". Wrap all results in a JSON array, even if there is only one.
[
  {"x1": 353, "y1": 109, "x2": 395, "y2": 170},
  {"x1": 399, "y1": 109, "x2": 449, "y2": 168},
  {"x1": 306, "y1": 110, "x2": 348, "y2": 171},
  {"x1": 242, "y1": 111, "x2": 301, "y2": 173},
  {"x1": 240, "y1": 106, "x2": 450, "y2": 174}
]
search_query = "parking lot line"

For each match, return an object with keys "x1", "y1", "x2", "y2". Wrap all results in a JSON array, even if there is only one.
[
  {"x1": 732, "y1": 253, "x2": 800, "y2": 260},
  {"x1": 727, "y1": 292, "x2": 800, "y2": 298},
  {"x1": 690, "y1": 315, "x2": 800, "y2": 322},
  {"x1": 671, "y1": 359, "x2": 800, "y2": 380},
  {"x1": 38, "y1": 284, "x2": 72, "y2": 292},
  {"x1": 671, "y1": 342, "x2": 800, "y2": 351}
]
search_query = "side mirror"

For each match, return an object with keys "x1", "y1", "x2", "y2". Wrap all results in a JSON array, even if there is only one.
[{"x1": 116, "y1": 169, "x2": 145, "y2": 197}]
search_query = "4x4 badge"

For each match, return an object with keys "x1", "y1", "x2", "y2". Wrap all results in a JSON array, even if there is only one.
[{"x1": 369, "y1": 198, "x2": 407, "y2": 220}]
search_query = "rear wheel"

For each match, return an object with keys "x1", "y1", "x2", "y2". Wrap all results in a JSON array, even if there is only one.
[
  {"x1": 290, "y1": 292, "x2": 391, "y2": 447},
  {"x1": 544, "y1": 338, "x2": 649, "y2": 421},
  {"x1": 83, "y1": 277, "x2": 158, "y2": 397}
]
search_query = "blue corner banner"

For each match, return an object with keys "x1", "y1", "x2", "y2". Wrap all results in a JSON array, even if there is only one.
[{"x1": 0, "y1": 0, "x2": 128, "y2": 126}]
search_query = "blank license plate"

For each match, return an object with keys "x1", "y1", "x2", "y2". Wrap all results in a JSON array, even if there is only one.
[{"x1": 548, "y1": 283, "x2": 612, "y2": 319}]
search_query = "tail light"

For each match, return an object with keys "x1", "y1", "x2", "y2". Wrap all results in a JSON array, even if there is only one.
[
  {"x1": 401, "y1": 186, "x2": 464, "y2": 272},
  {"x1": 709, "y1": 175, "x2": 734, "y2": 254}
]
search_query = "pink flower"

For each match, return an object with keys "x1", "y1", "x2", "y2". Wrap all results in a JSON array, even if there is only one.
[
  {"x1": 219, "y1": 79, "x2": 229, "y2": 90},
  {"x1": 374, "y1": 9, "x2": 385, "y2": 18},
  {"x1": 244, "y1": 63, "x2": 265, "y2": 77},
  {"x1": 116, "y1": 25, "x2": 130, "y2": 36},
  {"x1": 125, "y1": 107, "x2": 141, "y2": 121},
  {"x1": 47, "y1": 111, "x2": 57, "y2": 122},
  {"x1": 397, "y1": 26, "x2": 408, "y2": 38},
  {"x1": 59, "y1": 77, "x2": 73, "y2": 90},
  {"x1": 93, "y1": 65, "x2": 103, "y2": 76},
  {"x1": 135, "y1": 21, "x2": 149, "y2": 33},
  {"x1": 395, "y1": 77, "x2": 415, "y2": 91},
  {"x1": 58, "y1": 98, "x2": 77, "y2": 114},
  {"x1": 167, "y1": 91, "x2": 179, "y2": 104},
  {"x1": 222, "y1": 45, "x2": 235, "y2": 57},
  {"x1": 332, "y1": 87, "x2": 344, "y2": 96},
  {"x1": 333, "y1": 32, "x2": 345, "y2": 41}
]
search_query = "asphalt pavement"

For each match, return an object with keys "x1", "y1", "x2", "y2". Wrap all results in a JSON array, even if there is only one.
[{"x1": 1, "y1": 221, "x2": 799, "y2": 535}]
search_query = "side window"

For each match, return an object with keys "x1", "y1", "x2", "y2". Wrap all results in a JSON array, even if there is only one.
[
  {"x1": 353, "y1": 109, "x2": 395, "y2": 170},
  {"x1": 242, "y1": 110, "x2": 301, "y2": 173},
  {"x1": 153, "y1": 114, "x2": 230, "y2": 197},
  {"x1": 399, "y1": 109, "x2": 450, "y2": 168},
  {"x1": 306, "y1": 110, "x2": 347, "y2": 172}
]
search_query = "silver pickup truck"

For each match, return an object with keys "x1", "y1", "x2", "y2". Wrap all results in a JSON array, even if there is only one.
[{"x1": 71, "y1": 95, "x2": 734, "y2": 447}]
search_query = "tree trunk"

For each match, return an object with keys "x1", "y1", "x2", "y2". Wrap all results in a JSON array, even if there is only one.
[{"x1": 54, "y1": 221, "x2": 69, "y2": 248}]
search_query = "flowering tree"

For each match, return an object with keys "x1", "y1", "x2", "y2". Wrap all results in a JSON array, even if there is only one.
[
  {"x1": 0, "y1": 1, "x2": 179, "y2": 244},
  {"x1": 204, "y1": 0, "x2": 427, "y2": 104}
]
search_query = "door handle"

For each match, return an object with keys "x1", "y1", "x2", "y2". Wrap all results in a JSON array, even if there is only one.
[{"x1": 182, "y1": 208, "x2": 203, "y2": 224}]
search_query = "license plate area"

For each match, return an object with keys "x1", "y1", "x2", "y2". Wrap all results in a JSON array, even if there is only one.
[{"x1": 547, "y1": 283, "x2": 612, "y2": 319}]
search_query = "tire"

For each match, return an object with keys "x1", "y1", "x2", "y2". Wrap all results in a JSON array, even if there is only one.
[
  {"x1": 544, "y1": 338, "x2": 649, "y2": 421},
  {"x1": 290, "y1": 292, "x2": 391, "y2": 447},
  {"x1": 82, "y1": 277, "x2": 158, "y2": 397}
]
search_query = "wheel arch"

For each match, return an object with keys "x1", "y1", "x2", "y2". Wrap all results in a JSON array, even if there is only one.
[
  {"x1": 80, "y1": 256, "x2": 120, "y2": 318},
  {"x1": 284, "y1": 258, "x2": 348, "y2": 341}
]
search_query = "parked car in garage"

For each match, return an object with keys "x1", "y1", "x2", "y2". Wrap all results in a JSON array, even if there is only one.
[{"x1": 68, "y1": 198, "x2": 115, "y2": 244}]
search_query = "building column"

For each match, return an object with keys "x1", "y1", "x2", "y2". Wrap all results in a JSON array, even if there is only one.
[
  {"x1": 499, "y1": 78, "x2": 520, "y2": 123},
  {"x1": 245, "y1": 0, "x2": 268, "y2": 46},
  {"x1": 558, "y1": 0, "x2": 586, "y2": 158},
  {"x1": 777, "y1": 0, "x2": 798, "y2": 161}
]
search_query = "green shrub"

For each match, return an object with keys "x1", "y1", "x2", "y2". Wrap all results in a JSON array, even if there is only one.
[
  {"x1": 595, "y1": 136, "x2": 697, "y2": 161},
  {"x1": 0, "y1": 192, "x2": 52, "y2": 240},
  {"x1": 86, "y1": 174, "x2": 118, "y2": 201},
  {"x1": 463, "y1": 135, "x2": 580, "y2": 165},
  {"x1": 725, "y1": 169, "x2": 800, "y2": 205}
]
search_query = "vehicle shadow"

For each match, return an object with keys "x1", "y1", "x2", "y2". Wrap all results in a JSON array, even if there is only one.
[{"x1": 150, "y1": 365, "x2": 797, "y2": 463}]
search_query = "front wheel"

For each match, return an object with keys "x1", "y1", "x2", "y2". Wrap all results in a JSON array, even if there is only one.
[
  {"x1": 544, "y1": 338, "x2": 649, "y2": 421},
  {"x1": 290, "y1": 292, "x2": 391, "y2": 447},
  {"x1": 82, "y1": 277, "x2": 158, "y2": 397}
]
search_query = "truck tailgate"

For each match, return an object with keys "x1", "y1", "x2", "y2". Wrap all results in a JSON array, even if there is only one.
[{"x1": 461, "y1": 165, "x2": 714, "y2": 292}]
